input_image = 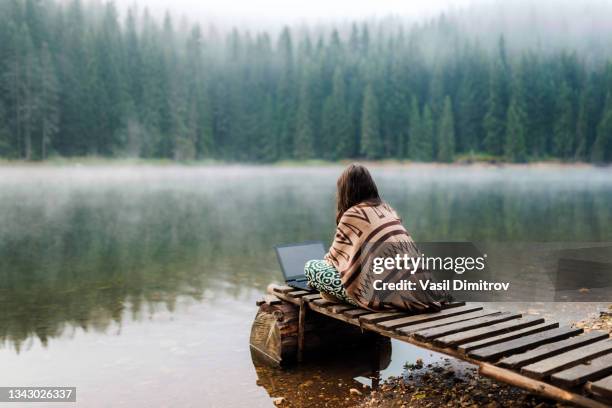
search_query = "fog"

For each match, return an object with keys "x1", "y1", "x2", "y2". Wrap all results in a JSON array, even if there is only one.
[
  {"x1": 106, "y1": 0, "x2": 612, "y2": 57},
  {"x1": 112, "y1": 0, "x2": 475, "y2": 27}
]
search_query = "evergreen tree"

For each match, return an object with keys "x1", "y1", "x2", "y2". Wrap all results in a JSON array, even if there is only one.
[
  {"x1": 38, "y1": 42, "x2": 59, "y2": 159},
  {"x1": 483, "y1": 59, "x2": 507, "y2": 156},
  {"x1": 420, "y1": 104, "x2": 435, "y2": 161},
  {"x1": 553, "y1": 82, "x2": 576, "y2": 159},
  {"x1": 437, "y1": 96, "x2": 455, "y2": 162},
  {"x1": 294, "y1": 67, "x2": 315, "y2": 159},
  {"x1": 360, "y1": 84, "x2": 382, "y2": 159},
  {"x1": 504, "y1": 97, "x2": 527, "y2": 162},
  {"x1": 591, "y1": 93, "x2": 612, "y2": 163}
]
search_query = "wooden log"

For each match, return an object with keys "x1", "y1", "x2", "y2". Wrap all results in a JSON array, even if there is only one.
[
  {"x1": 479, "y1": 363, "x2": 610, "y2": 408},
  {"x1": 522, "y1": 339, "x2": 612, "y2": 379},
  {"x1": 458, "y1": 321, "x2": 559, "y2": 354},
  {"x1": 469, "y1": 326, "x2": 583, "y2": 361},
  {"x1": 552, "y1": 353, "x2": 612, "y2": 388},
  {"x1": 397, "y1": 310, "x2": 500, "y2": 336},
  {"x1": 250, "y1": 300, "x2": 377, "y2": 366},
  {"x1": 377, "y1": 304, "x2": 483, "y2": 330},
  {"x1": 587, "y1": 374, "x2": 612, "y2": 400},
  {"x1": 297, "y1": 299, "x2": 306, "y2": 362},
  {"x1": 434, "y1": 316, "x2": 544, "y2": 347},
  {"x1": 415, "y1": 312, "x2": 522, "y2": 341},
  {"x1": 499, "y1": 331, "x2": 610, "y2": 369}
]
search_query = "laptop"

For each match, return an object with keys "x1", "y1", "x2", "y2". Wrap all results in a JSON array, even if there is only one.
[{"x1": 275, "y1": 241, "x2": 326, "y2": 290}]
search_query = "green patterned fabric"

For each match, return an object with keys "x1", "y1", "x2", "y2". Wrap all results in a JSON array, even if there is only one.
[{"x1": 304, "y1": 260, "x2": 357, "y2": 305}]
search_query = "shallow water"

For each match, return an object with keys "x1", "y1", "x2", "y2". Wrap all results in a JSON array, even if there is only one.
[{"x1": 0, "y1": 164, "x2": 611, "y2": 407}]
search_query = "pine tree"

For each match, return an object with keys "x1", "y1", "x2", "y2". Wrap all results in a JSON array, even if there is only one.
[
  {"x1": 504, "y1": 97, "x2": 527, "y2": 162},
  {"x1": 591, "y1": 92, "x2": 612, "y2": 163},
  {"x1": 553, "y1": 82, "x2": 576, "y2": 159},
  {"x1": 437, "y1": 96, "x2": 455, "y2": 162},
  {"x1": 38, "y1": 42, "x2": 59, "y2": 159},
  {"x1": 330, "y1": 67, "x2": 352, "y2": 158},
  {"x1": 360, "y1": 84, "x2": 382, "y2": 159},
  {"x1": 420, "y1": 104, "x2": 435, "y2": 161},
  {"x1": 483, "y1": 60, "x2": 507, "y2": 156},
  {"x1": 294, "y1": 67, "x2": 315, "y2": 159},
  {"x1": 407, "y1": 96, "x2": 422, "y2": 159}
]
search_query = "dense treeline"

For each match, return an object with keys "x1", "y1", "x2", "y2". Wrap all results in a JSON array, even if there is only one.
[{"x1": 1, "y1": 0, "x2": 612, "y2": 162}]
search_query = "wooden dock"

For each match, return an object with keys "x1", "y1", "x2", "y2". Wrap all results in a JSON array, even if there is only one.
[{"x1": 252, "y1": 284, "x2": 612, "y2": 408}]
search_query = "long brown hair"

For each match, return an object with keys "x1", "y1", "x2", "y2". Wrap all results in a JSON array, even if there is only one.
[{"x1": 335, "y1": 163, "x2": 382, "y2": 224}]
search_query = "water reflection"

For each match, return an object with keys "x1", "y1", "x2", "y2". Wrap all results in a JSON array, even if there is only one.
[
  {"x1": 1, "y1": 165, "x2": 611, "y2": 350},
  {"x1": 251, "y1": 336, "x2": 392, "y2": 407}
]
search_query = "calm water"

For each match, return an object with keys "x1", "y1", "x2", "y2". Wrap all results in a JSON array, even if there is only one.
[{"x1": 0, "y1": 164, "x2": 611, "y2": 407}]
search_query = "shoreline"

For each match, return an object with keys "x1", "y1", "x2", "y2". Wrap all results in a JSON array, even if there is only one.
[{"x1": 0, "y1": 157, "x2": 607, "y2": 169}]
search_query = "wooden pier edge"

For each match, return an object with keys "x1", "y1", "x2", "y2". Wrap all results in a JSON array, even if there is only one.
[{"x1": 256, "y1": 284, "x2": 611, "y2": 408}]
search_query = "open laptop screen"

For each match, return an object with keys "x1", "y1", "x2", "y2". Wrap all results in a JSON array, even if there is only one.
[{"x1": 275, "y1": 241, "x2": 326, "y2": 281}]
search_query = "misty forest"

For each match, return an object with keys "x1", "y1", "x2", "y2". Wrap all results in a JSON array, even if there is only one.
[{"x1": 2, "y1": 0, "x2": 612, "y2": 163}]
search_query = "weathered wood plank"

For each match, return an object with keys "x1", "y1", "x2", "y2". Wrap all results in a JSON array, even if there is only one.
[
  {"x1": 287, "y1": 290, "x2": 311, "y2": 298},
  {"x1": 522, "y1": 339, "x2": 612, "y2": 379},
  {"x1": 434, "y1": 316, "x2": 544, "y2": 347},
  {"x1": 587, "y1": 374, "x2": 612, "y2": 400},
  {"x1": 302, "y1": 293, "x2": 323, "y2": 302},
  {"x1": 469, "y1": 326, "x2": 583, "y2": 361},
  {"x1": 343, "y1": 309, "x2": 372, "y2": 318},
  {"x1": 459, "y1": 322, "x2": 560, "y2": 354},
  {"x1": 414, "y1": 312, "x2": 522, "y2": 341},
  {"x1": 441, "y1": 301, "x2": 466, "y2": 309},
  {"x1": 359, "y1": 311, "x2": 407, "y2": 324},
  {"x1": 256, "y1": 294, "x2": 282, "y2": 306},
  {"x1": 377, "y1": 304, "x2": 483, "y2": 330},
  {"x1": 311, "y1": 298, "x2": 339, "y2": 307},
  {"x1": 499, "y1": 331, "x2": 610, "y2": 369},
  {"x1": 270, "y1": 284, "x2": 295, "y2": 294},
  {"x1": 397, "y1": 310, "x2": 500, "y2": 336},
  {"x1": 552, "y1": 352, "x2": 612, "y2": 388},
  {"x1": 328, "y1": 304, "x2": 355, "y2": 314}
]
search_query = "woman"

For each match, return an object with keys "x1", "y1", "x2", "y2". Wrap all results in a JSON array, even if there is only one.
[{"x1": 304, "y1": 163, "x2": 446, "y2": 312}]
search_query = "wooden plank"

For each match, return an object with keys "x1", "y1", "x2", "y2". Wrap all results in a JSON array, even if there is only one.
[
  {"x1": 397, "y1": 310, "x2": 500, "y2": 336},
  {"x1": 297, "y1": 299, "x2": 306, "y2": 362},
  {"x1": 377, "y1": 305, "x2": 483, "y2": 330},
  {"x1": 359, "y1": 311, "x2": 407, "y2": 324},
  {"x1": 552, "y1": 353, "x2": 612, "y2": 388},
  {"x1": 311, "y1": 298, "x2": 339, "y2": 307},
  {"x1": 441, "y1": 301, "x2": 466, "y2": 309},
  {"x1": 587, "y1": 374, "x2": 612, "y2": 400},
  {"x1": 287, "y1": 290, "x2": 311, "y2": 298},
  {"x1": 302, "y1": 293, "x2": 322, "y2": 302},
  {"x1": 499, "y1": 331, "x2": 610, "y2": 369},
  {"x1": 343, "y1": 309, "x2": 372, "y2": 318},
  {"x1": 522, "y1": 339, "x2": 612, "y2": 380},
  {"x1": 270, "y1": 284, "x2": 294, "y2": 294},
  {"x1": 414, "y1": 312, "x2": 522, "y2": 341},
  {"x1": 459, "y1": 322, "x2": 560, "y2": 354},
  {"x1": 256, "y1": 294, "x2": 282, "y2": 306},
  {"x1": 434, "y1": 316, "x2": 544, "y2": 347},
  {"x1": 469, "y1": 326, "x2": 584, "y2": 361},
  {"x1": 480, "y1": 363, "x2": 610, "y2": 408},
  {"x1": 328, "y1": 304, "x2": 355, "y2": 314}
]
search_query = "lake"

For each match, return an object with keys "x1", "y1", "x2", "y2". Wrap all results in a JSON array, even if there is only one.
[{"x1": 0, "y1": 164, "x2": 611, "y2": 407}]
